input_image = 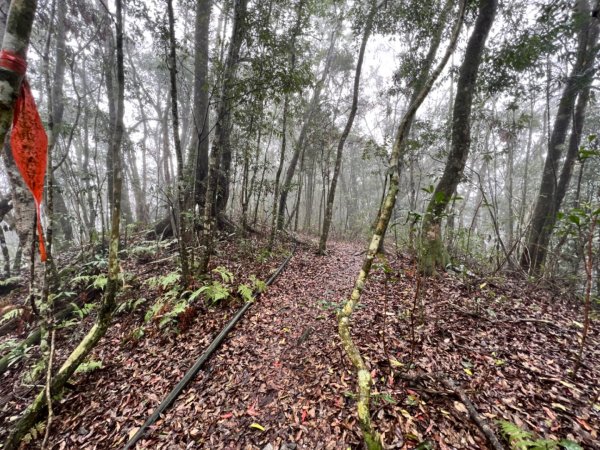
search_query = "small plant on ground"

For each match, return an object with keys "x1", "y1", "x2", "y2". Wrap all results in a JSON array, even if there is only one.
[
  {"x1": 498, "y1": 420, "x2": 582, "y2": 450},
  {"x1": 116, "y1": 297, "x2": 147, "y2": 315},
  {"x1": 188, "y1": 266, "x2": 234, "y2": 306}
]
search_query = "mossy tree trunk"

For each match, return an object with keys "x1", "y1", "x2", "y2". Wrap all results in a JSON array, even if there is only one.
[
  {"x1": 199, "y1": 0, "x2": 248, "y2": 273},
  {"x1": 338, "y1": 2, "x2": 466, "y2": 447},
  {"x1": 4, "y1": 0, "x2": 125, "y2": 447},
  {"x1": 420, "y1": 0, "x2": 497, "y2": 275}
]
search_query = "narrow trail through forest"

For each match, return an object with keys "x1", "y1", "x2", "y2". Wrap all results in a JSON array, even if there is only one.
[
  {"x1": 4, "y1": 239, "x2": 598, "y2": 449},
  {"x1": 48, "y1": 240, "x2": 368, "y2": 449}
]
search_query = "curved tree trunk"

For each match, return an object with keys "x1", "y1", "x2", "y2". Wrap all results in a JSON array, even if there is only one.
[{"x1": 338, "y1": 2, "x2": 465, "y2": 446}]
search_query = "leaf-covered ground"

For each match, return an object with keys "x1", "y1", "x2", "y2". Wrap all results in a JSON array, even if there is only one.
[{"x1": 1, "y1": 236, "x2": 599, "y2": 449}]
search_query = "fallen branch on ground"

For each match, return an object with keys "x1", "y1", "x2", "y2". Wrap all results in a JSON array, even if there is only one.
[{"x1": 397, "y1": 372, "x2": 505, "y2": 450}]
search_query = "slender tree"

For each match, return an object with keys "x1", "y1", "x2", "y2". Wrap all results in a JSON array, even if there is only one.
[
  {"x1": 338, "y1": 2, "x2": 466, "y2": 447},
  {"x1": 268, "y1": 0, "x2": 306, "y2": 250},
  {"x1": 4, "y1": 0, "x2": 125, "y2": 445},
  {"x1": 420, "y1": 0, "x2": 497, "y2": 274},
  {"x1": 199, "y1": 0, "x2": 248, "y2": 273},
  {"x1": 167, "y1": 0, "x2": 190, "y2": 283},
  {"x1": 186, "y1": 0, "x2": 211, "y2": 212},
  {"x1": 277, "y1": 21, "x2": 339, "y2": 230},
  {"x1": 318, "y1": 1, "x2": 376, "y2": 254}
]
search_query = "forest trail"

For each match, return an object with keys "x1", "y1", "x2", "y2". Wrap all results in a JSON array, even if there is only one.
[
  {"x1": 3, "y1": 238, "x2": 599, "y2": 449},
  {"x1": 46, "y1": 240, "x2": 369, "y2": 449}
]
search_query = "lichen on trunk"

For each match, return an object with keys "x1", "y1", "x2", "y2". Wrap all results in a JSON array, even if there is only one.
[{"x1": 337, "y1": 2, "x2": 465, "y2": 446}]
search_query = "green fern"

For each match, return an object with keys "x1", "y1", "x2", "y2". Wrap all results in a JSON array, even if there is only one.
[
  {"x1": 70, "y1": 302, "x2": 97, "y2": 319},
  {"x1": 70, "y1": 274, "x2": 93, "y2": 286},
  {"x1": 499, "y1": 420, "x2": 535, "y2": 449},
  {"x1": 192, "y1": 282, "x2": 230, "y2": 305},
  {"x1": 1, "y1": 307, "x2": 23, "y2": 324},
  {"x1": 145, "y1": 299, "x2": 165, "y2": 323},
  {"x1": 158, "y1": 300, "x2": 189, "y2": 329},
  {"x1": 145, "y1": 271, "x2": 181, "y2": 290},
  {"x1": 6, "y1": 343, "x2": 32, "y2": 368},
  {"x1": 558, "y1": 440, "x2": 583, "y2": 450},
  {"x1": 116, "y1": 297, "x2": 147, "y2": 314},
  {"x1": 498, "y1": 421, "x2": 582, "y2": 450},
  {"x1": 250, "y1": 275, "x2": 267, "y2": 293},
  {"x1": 131, "y1": 326, "x2": 145, "y2": 340},
  {"x1": 92, "y1": 274, "x2": 108, "y2": 290},
  {"x1": 0, "y1": 338, "x2": 19, "y2": 354},
  {"x1": 531, "y1": 440, "x2": 558, "y2": 450},
  {"x1": 22, "y1": 422, "x2": 46, "y2": 444},
  {"x1": 213, "y1": 266, "x2": 234, "y2": 284},
  {"x1": 238, "y1": 284, "x2": 254, "y2": 302}
]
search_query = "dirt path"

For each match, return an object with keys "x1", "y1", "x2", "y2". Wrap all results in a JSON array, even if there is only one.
[{"x1": 129, "y1": 240, "x2": 365, "y2": 449}]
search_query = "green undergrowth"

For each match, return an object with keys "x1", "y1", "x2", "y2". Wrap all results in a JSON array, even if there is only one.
[
  {"x1": 498, "y1": 420, "x2": 582, "y2": 450},
  {"x1": 119, "y1": 265, "x2": 267, "y2": 339}
]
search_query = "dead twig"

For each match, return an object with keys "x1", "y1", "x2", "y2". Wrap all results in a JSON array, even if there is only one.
[
  {"x1": 396, "y1": 372, "x2": 505, "y2": 450},
  {"x1": 440, "y1": 377, "x2": 505, "y2": 450}
]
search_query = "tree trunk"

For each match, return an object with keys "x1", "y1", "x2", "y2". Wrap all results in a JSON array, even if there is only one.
[
  {"x1": 521, "y1": 0, "x2": 599, "y2": 273},
  {"x1": 338, "y1": 2, "x2": 465, "y2": 446},
  {"x1": 167, "y1": 0, "x2": 190, "y2": 283},
  {"x1": 277, "y1": 23, "x2": 339, "y2": 230},
  {"x1": 318, "y1": 2, "x2": 375, "y2": 254},
  {"x1": 199, "y1": 0, "x2": 248, "y2": 273},
  {"x1": 420, "y1": 0, "x2": 497, "y2": 275},
  {"x1": 0, "y1": 0, "x2": 37, "y2": 273},
  {"x1": 213, "y1": 0, "x2": 248, "y2": 215},
  {"x1": 185, "y1": 0, "x2": 211, "y2": 211},
  {"x1": 4, "y1": 0, "x2": 125, "y2": 445},
  {"x1": 268, "y1": 0, "x2": 305, "y2": 249}
]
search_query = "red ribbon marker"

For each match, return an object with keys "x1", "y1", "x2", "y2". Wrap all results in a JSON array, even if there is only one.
[
  {"x1": 0, "y1": 50, "x2": 28, "y2": 75},
  {"x1": 1, "y1": 50, "x2": 48, "y2": 261}
]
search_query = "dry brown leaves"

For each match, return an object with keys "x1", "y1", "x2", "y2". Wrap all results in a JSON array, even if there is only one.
[{"x1": 1, "y1": 236, "x2": 598, "y2": 449}]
